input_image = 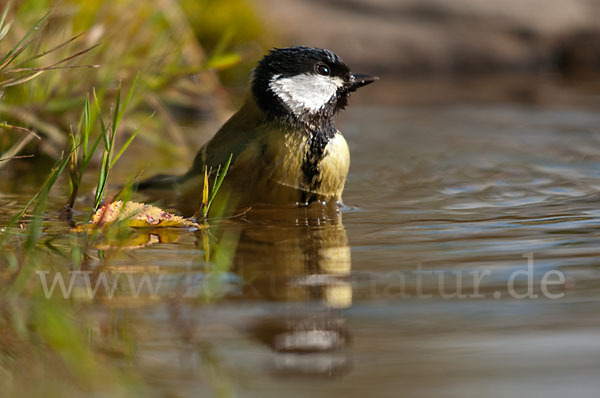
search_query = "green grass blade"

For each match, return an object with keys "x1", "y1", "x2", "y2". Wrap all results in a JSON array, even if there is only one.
[
  {"x1": 0, "y1": 1, "x2": 11, "y2": 32},
  {"x1": 92, "y1": 89, "x2": 110, "y2": 209},
  {"x1": 81, "y1": 131, "x2": 103, "y2": 172},
  {"x1": 92, "y1": 88, "x2": 108, "y2": 149},
  {"x1": 91, "y1": 76, "x2": 139, "y2": 209},
  {"x1": 202, "y1": 154, "x2": 233, "y2": 218},
  {"x1": 0, "y1": 1, "x2": 11, "y2": 43},
  {"x1": 208, "y1": 154, "x2": 232, "y2": 205},
  {"x1": 0, "y1": 6, "x2": 52, "y2": 69},
  {"x1": 111, "y1": 81, "x2": 122, "y2": 144},
  {"x1": 110, "y1": 128, "x2": 139, "y2": 168},
  {"x1": 0, "y1": 21, "x2": 11, "y2": 42},
  {"x1": 115, "y1": 72, "x2": 139, "y2": 130},
  {"x1": 94, "y1": 152, "x2": 109, "y2": 208},
  {"x1": 12, "y1": 31, "x2": 85, "y2": 67},
  {"x1": 211, "y1": 164, "x2": 222, "y2": 193},
  {"x1": 82, "y1": 94, "x2": 90, "y2": 157}
]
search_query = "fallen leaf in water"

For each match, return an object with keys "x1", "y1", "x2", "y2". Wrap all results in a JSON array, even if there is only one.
[{"x1": 75, "y1": 201, "x2": 201, "y2": 231}]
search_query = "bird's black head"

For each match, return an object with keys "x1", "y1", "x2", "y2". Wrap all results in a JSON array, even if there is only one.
[{"x1": 251, "y1": 46, "x2": 377, "y2": 130}]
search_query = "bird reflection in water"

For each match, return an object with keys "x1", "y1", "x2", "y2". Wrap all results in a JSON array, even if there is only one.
[{"x1": 228, "y1": 204, "x2": 353, "y2": 378}]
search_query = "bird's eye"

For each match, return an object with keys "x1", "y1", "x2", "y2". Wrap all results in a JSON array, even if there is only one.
[{"x1": 316, "y1": 64, "x2": 330, "y2": 76}]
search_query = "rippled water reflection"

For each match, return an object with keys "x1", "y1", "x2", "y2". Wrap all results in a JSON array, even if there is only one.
[{"x1": 3, "y1": 104, "x2": 600, "y2": 396}]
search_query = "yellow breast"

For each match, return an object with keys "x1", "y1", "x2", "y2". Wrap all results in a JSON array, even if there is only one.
[
  {"x1": 177, "y1": 124, "x2": 350, "y2": 214},
  {"x1": 263, "y1": 129, "x2": 350, "y2": 199}
]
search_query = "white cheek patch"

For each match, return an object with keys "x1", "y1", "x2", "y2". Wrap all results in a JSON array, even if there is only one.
[{"x1": 269, "y1": 73, "x2": 344, "y2": 114}]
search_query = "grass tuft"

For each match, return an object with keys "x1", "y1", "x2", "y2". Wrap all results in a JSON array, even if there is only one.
[
  {"x1": 197, "y1": 153, "x2": 233, "y2": 220},
  {"x1": 92, "y1": 74, "x2": 139, "y2": 210},
  {"x1": 0, "y1": 1, "x2": 265, "y2": 394}
]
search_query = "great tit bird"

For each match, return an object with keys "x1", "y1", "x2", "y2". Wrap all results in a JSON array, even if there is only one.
[{"x1": 138, "y1": 46, "x2": 377, "y2": 216}]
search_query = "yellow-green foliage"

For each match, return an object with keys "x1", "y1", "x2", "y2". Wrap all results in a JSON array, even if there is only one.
[
  {"x1": 182, "y1": 0, "x2": 265, "y2": 50},
  {"x1": 0, "y1": 0, "x2": 272, "y2": 165},
  {"x1": 0, "y1": 4, "x2": 257, "y2": 395},
  {"x1": 181, "y1": 0, "x2": 276, "y2": 86}
]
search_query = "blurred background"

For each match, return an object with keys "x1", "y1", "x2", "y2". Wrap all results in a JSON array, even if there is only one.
[
  {"x1": 256, "y1": 0, "x2": 600, "y2": 105},
  {"x1": 2, "y1": 1, "x2": 600, "y2": 397}
]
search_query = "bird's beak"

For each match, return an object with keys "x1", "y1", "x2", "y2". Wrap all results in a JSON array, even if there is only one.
[{"x1": 347, "y1": 73, "x2": 379, "y2": 92}]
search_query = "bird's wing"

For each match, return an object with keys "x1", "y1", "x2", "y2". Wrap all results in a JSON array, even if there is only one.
[
  {"x1": 187, "y1": 97, "x2": 267, "y2": 176},
  {"x1": 138, "y1": 97, "x2": 265, "y2": 192}
]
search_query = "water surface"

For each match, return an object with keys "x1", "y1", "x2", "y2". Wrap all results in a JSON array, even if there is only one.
[{"x1": 3, "y1": 104, "x2": 600, "y2": 397}]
